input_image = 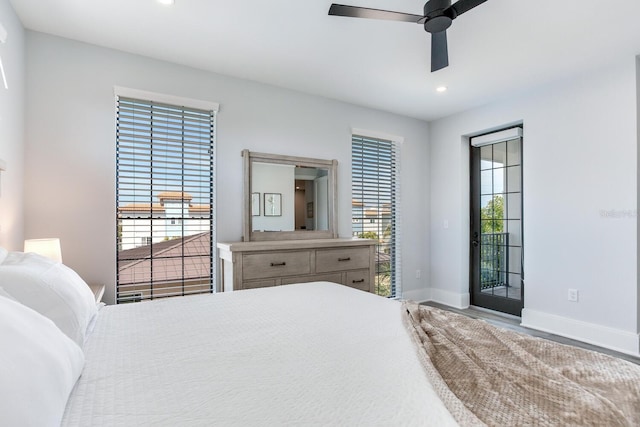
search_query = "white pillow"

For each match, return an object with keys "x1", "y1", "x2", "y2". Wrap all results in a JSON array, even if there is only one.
[
  {"x1": 0, "y1": 251, "x2": 97, "y2": 346},
  {"x1": 0, "y1": 285, "x2": 16, "y2": 301},
  {"x1": 0, "y1": 246, "x2": 7, "y2": 264},
  {"x1": 0, "y1": 294, "x2": 85, "y2": 427}
]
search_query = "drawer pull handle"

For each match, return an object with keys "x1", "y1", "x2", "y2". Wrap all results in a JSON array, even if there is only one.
[
  {"x1": 338, "y1": 257, "x2": 351, "y2": 262},
  {"x1": 270, "y1": 262, "x2": 286, "y2": 267},
  {"x1": 352, "y1": 279, "x2": 365, "y2": 284}
]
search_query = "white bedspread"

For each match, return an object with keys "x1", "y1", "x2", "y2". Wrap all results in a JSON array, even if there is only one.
[{"x1": 62, "y1": 282, "x2": 458, "y2": 426}]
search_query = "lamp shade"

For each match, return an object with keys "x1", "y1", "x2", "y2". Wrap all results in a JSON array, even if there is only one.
[{"x1": 24, "y1": 238, "x2": 62, "y2": 263}]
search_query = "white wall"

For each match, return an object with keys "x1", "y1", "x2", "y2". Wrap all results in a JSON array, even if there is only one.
[
  {"x1": 429, "y1": 58, "x2": 639, "y2": 355},
  {"x1": 24, "y1": 31, "x2": 431, "y2": 304},
  {"x1": 0, "y1": 0, "x2": 25, "y2": 250}
]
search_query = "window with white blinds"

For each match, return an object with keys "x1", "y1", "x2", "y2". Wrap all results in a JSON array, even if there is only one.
[
  {"x1": 351, "y1": 135, "x2": 401, "y2": 298},
  {"x1": 116, "y1": 96, "x2": 215, "y2": 303}
]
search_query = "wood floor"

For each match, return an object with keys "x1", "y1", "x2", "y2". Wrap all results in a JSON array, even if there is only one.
[{"x1": 421, "y1": 301, "x2": 640, "y2": 365}]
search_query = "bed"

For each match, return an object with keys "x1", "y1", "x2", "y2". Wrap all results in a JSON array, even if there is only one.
[
  {"x1": 63, "y1": 282, "x2": 458, "y2": 426},
  {"x1": 2, "y1": 248, "x2": 640, "y2": 426}
]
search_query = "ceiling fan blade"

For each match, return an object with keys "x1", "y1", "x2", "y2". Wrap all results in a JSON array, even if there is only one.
[
  {"x1": 328, "y1": 4, "x2": 423, "y2": 23},
  {"x1": 448, "y1": 0, "x2": 487, "y2": 18},
  {"x1": 431, "y1": 31, "x2": 449, "y2": 72}
]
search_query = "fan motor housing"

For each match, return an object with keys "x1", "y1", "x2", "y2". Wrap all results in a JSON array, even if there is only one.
[{"x1": 423, "y1": 0, "x2": 453, "y2": 33}]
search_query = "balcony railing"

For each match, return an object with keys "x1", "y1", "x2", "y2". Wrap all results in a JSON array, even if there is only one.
[{"x1": 480, "y1": 232, "x2": 509, "y2": 290}]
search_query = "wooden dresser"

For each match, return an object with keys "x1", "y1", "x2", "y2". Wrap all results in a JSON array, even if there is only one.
[{"x1": 217, "y1": 238, "x2": 376, "y2": 292}]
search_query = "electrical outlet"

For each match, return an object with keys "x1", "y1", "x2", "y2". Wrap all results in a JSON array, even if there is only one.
[
  {"x1": 568, "y1": 289, "x2": 578, "y2": 302},
  {"x1": 416, "y1": 269, "x2": 421, "y2": 279}
]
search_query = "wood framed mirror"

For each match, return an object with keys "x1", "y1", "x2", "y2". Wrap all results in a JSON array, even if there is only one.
[{"x1": 242, "y1": 150, "x2": 338, "y2": 241}]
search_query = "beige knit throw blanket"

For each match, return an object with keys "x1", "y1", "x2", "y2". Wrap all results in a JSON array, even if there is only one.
[{"x1": 402, "y1": 302, "x2": 640, "y2": 427}]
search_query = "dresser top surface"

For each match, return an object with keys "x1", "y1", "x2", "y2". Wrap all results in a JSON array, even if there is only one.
[{"x1": 217, "y1": 238, "x2": 376, "y2": 253}]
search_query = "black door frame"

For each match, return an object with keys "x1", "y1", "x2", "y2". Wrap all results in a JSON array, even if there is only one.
[{"x1": 470, "y1": 129, "x2": 524, "y2": 317}]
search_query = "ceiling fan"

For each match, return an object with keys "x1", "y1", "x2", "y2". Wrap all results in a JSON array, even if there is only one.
[{"x1": 328, "y1": 0, "x2": 487, "y2": 72}]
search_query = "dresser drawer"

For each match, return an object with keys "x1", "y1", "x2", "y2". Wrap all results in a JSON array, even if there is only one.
[
  {"x1": 315, "y1": 247, "x2": 370, "y2": 273},
  {"x1": 218, "y1": 239, "x2": 376, "y2": 293},
  {"x1": 345, "y1": 270, "x2": 371, "y2": 292},
  {"x1": 281, "y1": 273, "x2": 342, "y2": 286},
  {"x1": 242, "y1": 251, "x2": 311, "y2": 280}
]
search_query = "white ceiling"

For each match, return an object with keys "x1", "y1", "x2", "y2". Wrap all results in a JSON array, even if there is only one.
[{"x1": 9, "y1": 0, "x2": 640, "y2": 121}]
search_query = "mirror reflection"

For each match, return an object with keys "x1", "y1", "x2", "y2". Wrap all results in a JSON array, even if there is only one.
[
  {"x1": 243, "y1": 149, "x2": 337, "y2": 242},
  {"x1": 251, "y1": 163, "x2": 329, "y2": 232}
]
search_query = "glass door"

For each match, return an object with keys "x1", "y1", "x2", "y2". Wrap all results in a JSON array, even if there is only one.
[{"x1": 470, "y1": 130, "x2": 523, "y2": 316}]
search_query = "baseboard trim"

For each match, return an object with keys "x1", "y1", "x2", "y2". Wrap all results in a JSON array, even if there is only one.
[
  {"x1": 427, "y1": 288, "x2": 470, "y2": 309},
  {"x1": 521, "y1": 308, "x2": 640, "y2": 357},
  {"x1": 403, "y1": 287, "x2": 431, "y2": 303}
]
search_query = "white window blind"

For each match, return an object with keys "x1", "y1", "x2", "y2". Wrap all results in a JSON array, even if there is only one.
[
  {"x1": 352, "y1": 135, "x2": 401, "y2": 298},
  {"x1": 116, "y1": 96, "x2": 215, "y2": 303}
]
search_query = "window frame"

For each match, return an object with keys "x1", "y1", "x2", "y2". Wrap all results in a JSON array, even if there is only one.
[
  {"x1": 351, "y1": 131, "x2": 402, "y2": 298},
  {"x1": 114, "y1": 87, "x2": 218, "y2": 303}
]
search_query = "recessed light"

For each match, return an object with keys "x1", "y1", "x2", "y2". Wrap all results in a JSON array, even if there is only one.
[
  {"x1": 157, "y1": 0, "x2": 174, "y2": 5},
  {"x1": 436, "y1": 86, "x2": 447, "y2": 93}
]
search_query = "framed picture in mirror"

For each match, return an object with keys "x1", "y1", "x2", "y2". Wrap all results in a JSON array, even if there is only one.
[{"x1": 264, "y1": 193, "x2": 282, "y2": 216}]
